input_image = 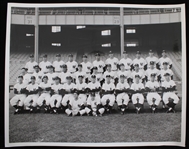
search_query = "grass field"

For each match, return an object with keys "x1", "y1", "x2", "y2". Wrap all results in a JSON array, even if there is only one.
[{"x1": 8, "y1": 82, "x2": 182, "y2": 143}]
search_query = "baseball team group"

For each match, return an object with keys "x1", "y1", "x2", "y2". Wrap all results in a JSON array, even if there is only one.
[{"x1": 10, "y1": 49, "x2": 180, "y2": 116}]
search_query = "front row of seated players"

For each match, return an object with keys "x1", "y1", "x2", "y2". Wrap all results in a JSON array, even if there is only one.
[{"x1": 10, "y1": 72, "x2": 180, "y2": 115}]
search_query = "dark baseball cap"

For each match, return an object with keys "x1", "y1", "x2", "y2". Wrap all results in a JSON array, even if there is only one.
[
  {"x1": 18, "y1": 75, "x2": 23, "y2": 79},
  {"x1": 109, "y1": 51, "x2": 113, "y2": 54},
  {"x1": 93, "y1": 66, "x2": 98, "y2": 69},
  {"x1": 163, "y1": 62, "x2": 168, "y2": 65},
  {"x1": 150, "y1": 61, "x2": 155, "y2": 65},
  {"x1": 33, "y1": 65, "x2": 40, "y2": 69},
  {"x1": 42, "y1": 75, "x2": 48, "y2": 79},
  {"x1": 78, "y1": 75, "x2": 84, "y2": 78},
  {"x1": 31, "y1": 76, "x2": 36, "y2": 80},
  {"x1": 164, "y1": 72, "x2": 170, "y2": 76},
  {"x1": 68, "y1": 54, "x2": 73, "y2": 57},
  {"x1": 120, "y1": 74, "x2": 125, "y2": 78},
  {"x1": 78, "y1": 64, "x2": 82, "y2": 67},
  {"x1": 66, "y1": 76, "x2": 72, "y2": 79},
  {"x1": 120, "y1": 63, "x2": 125, "y2": 66},
  {"x1": 134, "y1": 63, "x2": 139, "y2": 67},
  {"x1": 106, "y1": 64, "x2": 111, "y2": 67},
  {"x1": 135, "y1": 74, "x2": 140, "y2": 78},
  {"x1": 106, "y1": 75, "x2": 111, "y2": 78},
  {"x1": 150, "y1": 73, "x2": 156, "y2": 77},
  {"x1": 53, "y1": 76, "x2": 60, "y2": 80},
  {"x1": 61, "y1": 64, "x2": 67, "y2": 68},
  {"x1": 91, "y1": 75, "x2": 96, "y2": 78},
  {"x1": 29, "y1": 54, "x2": 34, "y2": 58},
  {"x1": 162, "y1": 50, "x2": 167, "y2": 53},
  {"x1": 56, "y1": 54, "x2": 61, "y2": 57},
  {"x1": 95, "y1": 53, "x2": 100, "y2": 56},
  {"x1": 21, "y1": 67, "x2": 28, "y2": 71},
  {"x1": 47, "y1": 65, "x2": 54, "y2": 69},
  {"x1": 149, "y1": 49, "x2": 153, "y2": 53},
  {"x1": 43, "y1": 54, "x2": 47, "y2": 58},
  {"x1": 136, "y1": 51, "x2": 141, "y2": 54},
  {"x1": 82, "y1": 54, "x2": 87, "y2": 58}
]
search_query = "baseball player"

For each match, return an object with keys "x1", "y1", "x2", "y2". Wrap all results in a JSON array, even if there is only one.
[
  {"x1": 115, "y1": 75, "x2": 130, "y2": 114},
  {"x1": 73, "y1": 64, "x2": 86, "y2": 84},
  {"x1": 74, "y1": 75, "x2": 88, "y2": 105},
  {"x1": 117, "y1": 63, "x2": 132, "y2": 84},
  {"x1": 17, "y1": 68, "x2": 31, "y2": 85},
  {"x1": 66, "y1": 54, "x2": 78, "y2": 74},
  {"x1": 159, "y1": 62, "x2": 174, "y2": 83},
  {"x1": 25, "y1": 54, "x2": 38, "y2": 74},
  {"x1": 105, "y1": 51, "x2": 119, "y2": 71},
  {"x1": 92, "y1": 53, "x2": 106, "y2": 74},
  {"x1": 101, "y1": 75, "x2": 116, "y2": 113},
  {"x1": 49, "y1": 76, "x2": 63, "y2": 114},
  {"x1": 53, "y1": 54, "x2": 65, "y2": 74},
  {"x1": 145, "y1": 49, "x2": 159, "y2": 69},
  {"x1": 132, "y1": 51, "x2": 146, "y2": 71},
  {"x1": 59, "y1": 64, "x2": 72, "y2": 84},
  {"x1": 103, "y1": 64, "x2": 118, "y2": 84},
  {"x1": 89, "y1": 66, "x2": 103, "y2": 84},
  {"x1": 33, "y1": 65, "x2": 44, "y2": 84},
  {"x1": 85, "y1": 92, "x2": 105, "y2": 116},
  {"x1": 81, "y1": 54, "x2": 93, "y2": 80},
  {"x1": 61, "y1": 76, "x2": 75, "y2": 110},
  {"x1": 24, "y1": 76, "x2": 39, "y2": 113},
  {"x1": 10, "y1": 76, "x2": 27, "y2": 114},
  {"x1": 161, "y1": 73, "x2": 179, "y2": 113},
  {"x1": 86, "y1": 75, "x2": 101, "y2": 101},
  {"x1": 131, "y1": 64, "x2": 146, "y2": 83},
  {"x1": 145, "y1": 61, "x2": 160, "y2": 82},
  {"x1": 130, "y1": 75, "x2": 145, "y2": 114},
  {"x1": 39, "y1": 54, "x2": 52, "y2": 74},
  {"x1": 65, "y1": 92, "x2": 86, "y2": 116},
  {"x1": 119, "y1": 50, "x2": 132, "y2": 71},
  {"x1": 46, "y1": 65, "x2": 57, "y2": 85},
  {"x1": 37, "y1": 75, "x2": 52, "y2": 112},
  {"x1": 158, "y1": 50, "x2": 173, "y2": 69},
  {"x1": 145, "y1": 73, "x2": 161, "y2": 113}
]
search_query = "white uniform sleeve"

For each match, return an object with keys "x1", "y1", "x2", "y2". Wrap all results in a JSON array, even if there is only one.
[
  {"x1": 131, "y1": 84, "x2": 135, "y2": 90},
  {"x1": 145, "y1": 82, "x2": 150, "y2": 88}
]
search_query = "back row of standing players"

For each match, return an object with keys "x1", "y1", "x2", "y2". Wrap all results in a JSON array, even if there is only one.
[{"x1": 10, "y1": 49, "x2": 179, "y2": 115}]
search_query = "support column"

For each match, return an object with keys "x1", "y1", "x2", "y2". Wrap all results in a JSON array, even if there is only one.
[
  {"x1": 34, "y1": 7, "x2": 39, "y2": 63},
  {"x1": 120, "y1": 7, "x2": 124, "y2": 57}
]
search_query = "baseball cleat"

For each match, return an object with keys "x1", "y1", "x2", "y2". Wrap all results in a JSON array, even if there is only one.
[
  {"x1": 29, "y1": 108, "x2": 33, "y2": 113},
  {"x1": 14, "y1": 109, "x2": 19, "y2": 115},
  {"x1": 166, "y1": 107, "x2": 172, "y2": 113},
  {"x1": 53, "y1": 109, "x2": 57, "y2": 114}
]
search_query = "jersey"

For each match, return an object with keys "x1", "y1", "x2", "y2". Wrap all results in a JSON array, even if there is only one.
[
  {"x1": 33, "y1": 71, "x2": 44, "y2": 84},
  {"x1": 146, "y1": 56, "x2": 159, "y2": 68},
  {"x1": 116, "y1": 82, "x2": 130, "y2": 90},
  {"x1": 81, "y1": 61, "x2": 93, "y2": 74},
  {"x1": 58, "y1": 71, "x2": 72, "y2": 84},
  {"x1": 131, "y1": 70, "x2": 145, "y2": 82},
  {"x1": 25, "y1": 61, "x2": 38, "y2": 73},
  {"x1": 119, "y1": 58, "x2": 133, "y2": 70},
  {"x1": 74, "y1": 82, "x2": 87, "y2": 93},
  {"x1": 26, "y1": 83, "x2": 39, "y2": 92},
  {"x1": 38, "y1": 82, "x2": 51, "y2": 89},
  {"x1": 87, "y1": 97, "x2": 101, "y2": 108},
  {"x1": 73, "y1": 71, "x2": 86, "y2": 83},
  {"x1": 158, "y1": 57, "x2": 173, "y2": 69},
  {"x1": 66, "y1": 61, "x2": 78, "y2": 73},
  {"x1": 46, "y1": 72, "x2": 58, "y2": 85},
  {"x1": 14, "y1": 83, "x2": 27, "y2": 94},
  {"x1": 161, "y1": 80, "x2": 176, "y2": 89},
  {"x1": 131, "y1": 82, "x2": 145, "y2": 91},
  {"x1": 51, "y1": 84, "x2": 63, "y2": 94},
  {"x1": 105, "y1": 57, "x2": 119, "y2": 71},
  {"x1": 103, "y1": 71, "x2": 117, "y2": 83},
  {"x1": 133, "y1": 58, "x2": 146, "y2": 69},
  {"x1": 87, "y1": 82, "x2": 101, "y2": 94},
  {"x1": 17, "y1": 73, "x2": 31, "y2": 85},
  {"x1": 117, "y1": 70, "x2": 131, "y2": 79},
  {"x1": 145, "y1": 68, "x2": 160, "y2": 81},
  {"x1": 93, "y1": 60, "x2": 105, "y2": 73},
  {"x1": 62, "y1": 83, "x2": 75, "y2": 93},
  {"x1": 69, "y1": 97, "x2": 84, "y2": 110},
  {"x1": 53, "y1": 60, "x2": 65, "y2": 72},
  {"x1": 89, "y1": 73, "x2": 103, "y2": 82},
  {"x1": 145, "y1": 81, "x2": 160, "y2": 90},
  {"x1": 160, "y1": 69, "x2": 174, "y2": 82},
  {"x1": 102, "y1": 82, "x2": 115, "y2": 91},
  {"x1": 39, "y1": 61, "x2": 52, "y2": 73}
]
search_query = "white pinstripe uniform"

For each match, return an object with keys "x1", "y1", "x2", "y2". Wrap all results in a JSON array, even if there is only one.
[
  {"x1": 146, "y1": 56, "x2": 159, "y2": 69},
  {"x1": 53, "y1": 60, "x2": 65, "y2": 73},
  {"x1": 158, "y1": 57, "x2": 173, "y2": 69},
  {"x1": 103, "y1": 71, "x2": 117, "y2": 83},
  {"x1": 66, "y1": 61, "x2": 78, "y2": 74},
  {"x1": 25, "y1": 61, "x2": 38, "y2": 74},
  {"x1": 119, "y1": 58, "x2": 132, "y2": 71},
  {"x1": 133, "y1": 58, "x2": 146, "y2": 70},
  {"x1": 131, "y1": 82, "x2": 145, "y2": 104},
  {"x1": 74, "y1": 82, "x2": 88, "y2": 105},
  {"x1": 39, "y1": 61, "x2": 52, "y2": 74},
  {"x1": 105, "y1": 57, "x2": 119, "y2": 71},
  {"x1": 50, "y1": 83, "x2": 63, "y2": 108},
  {"x1": 145, "y1": 68, "x2": 160, "y2": 81},
  {"x1": 93, "y1": 60, "x2": 105, "y2": 74},
  {"x1": 59, "y1": 71, "x2": 72, "y2": 84},
  {"x1": 81, "y1": 61, "x2": 93, "y2": 78},
  {"x1": 160, "y1": 69, "x2": 174, "y2": 82}
]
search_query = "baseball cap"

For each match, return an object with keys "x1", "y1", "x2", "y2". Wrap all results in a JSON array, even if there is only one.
[
  {"x1": 123, "y1": 51, "x2": 127, "y2": 54},
  {"x1": 47, "y1": 65, "x2": 54, "y2": 69},
  {"x1": 134, "y1": 63, "x2": 139, "y2": 67},
  {"x1": 109, "y1": 51, "x2": 113, "y2": 54},
  {"x1": 120, "y1": 74, "x2": 125, "y2": 78},
  {"x1": 42, "y1": 75, "x2": 48, "y2": 79},
  {"x1": 68, "y1": 54, "x2": 73, "y2": 57},
  {"x1": 150, "y1": 61, "x2": 155, "y2": 65},
  {"x1": 53, "y1": 76, "x2": 60, "y2": 80},
  {"x1": 135, "y1": 74, "x2": 140, "y2": 78},
  {"x1": 18, "y1": 75, "x2": 23, "y2": 79},
  {"x1": 78, "y1": 64, "x2": 82, "y2": 67},
  {"x1": 136, "y1": 51, "x2": 141, "y2": 54},
  {"x1": 61, "y1": 64, "x2": 67, "y2": 68},
  {"x1": 82, "y1": 54, "x2": 87, "y2": 58},
  {"x1": 120, "y1": 63, "x2": 125, "y2": 66},
  {"x1": 106, "y1": 75, "x2": 111, "y2": 78},
  {"x1": 150, "y1": 73, "x2": 156, "y2": 77},
  {"x1": 56, "y1": 54, "x2": 61, "y2": 57},
  {"x1": 78, "y1": 75, "x2": 84, "y2": 78},
  {"x1": 66, "y1": 76, "x2": 72, "y2": 79},
  {"x1": 95, "y1": 53, "x2": 100, "y2": 56},
  {"x1": 149, "y1": 49, "x2": 153, "y2": 53},
  {"x1": 106, "y1": 64, "x2": 111, "y2": 67},
  {"x1": 31, "y1": 76, "x2": 36, "y2": 80},
  {"x1": 33, "y1": 65, "x2": 40, "y2": 69},
  {"x1": 162, "y1": 50, "x2": 167, "y2": 53},
  {"x1": 93, "y1": 66, "x2": 98, "y2": 69},
  {"x1": 21, "y1": 67, "x2": 28, "y2": 71},
  {"x1": 29, "y1": 54, "x2": 34, "y2": 58},
  {"x1": 91, "y1": 75, "x2": 96, "y2": 78},
  {"x1": 163, "y1": 62, "x2": 168, "y2": 65},
  {"x1": 43, "y1": 54, "x2": 47, "y2": 58},
  {"x1": 164, "y1": 72, "x2": 170, "y2": 76}
]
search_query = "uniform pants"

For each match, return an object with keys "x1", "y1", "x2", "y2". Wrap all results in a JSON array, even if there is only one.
[
  {"x1": 147, "y1": 92, "x2": 161, "y2": 106},
  {"x1": 85, "y1": 107, "x2": 105, "y2": 115},
  {"x1": 37, "y1": 93, "x2": 51, "y2": 106},
  {"x1": 132, "y1": 93, "x2": 144, "y2": 104},
  {"x1": 10, "y1": 94, "x2": 26, "y2": 107},
  {"x1": 24, "y1": 94, "x2": 39, "y2": 107},
  {"x1": 78, "y1": 94, "x2": 87, "y2": 105},
  {"x1": 101, "y1": 94, "x2": 115, "y2": 106},
  {"x1": 163, "y1": 92, "x2": 179, "y2": 104},
  {"x1": 65, "y1": 108, "x2": 86, "y2": 116},
  {"x1": 62, "y1": 94, "x2": 74, "y2": 106},
  {"x1": 116, "y1": 93, "x2": 130, "y2": 106},
  {"x1": 50, "y1": 94, "x2": 62, "y2": 108}
]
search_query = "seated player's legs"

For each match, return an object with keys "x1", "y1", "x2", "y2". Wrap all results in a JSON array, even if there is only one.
[
  {"x1": 132, "y1": 93, "x2": 144, "y2": 114},
  {"x1": 62, "y1": 94, "x2": 73, "y2": 107},
  {"x1": 10, "y1": 94, "x2": 26, "y2": 113},
  {"x1": 49, "y1": 95, "x2": 62, "y2": 113}
]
